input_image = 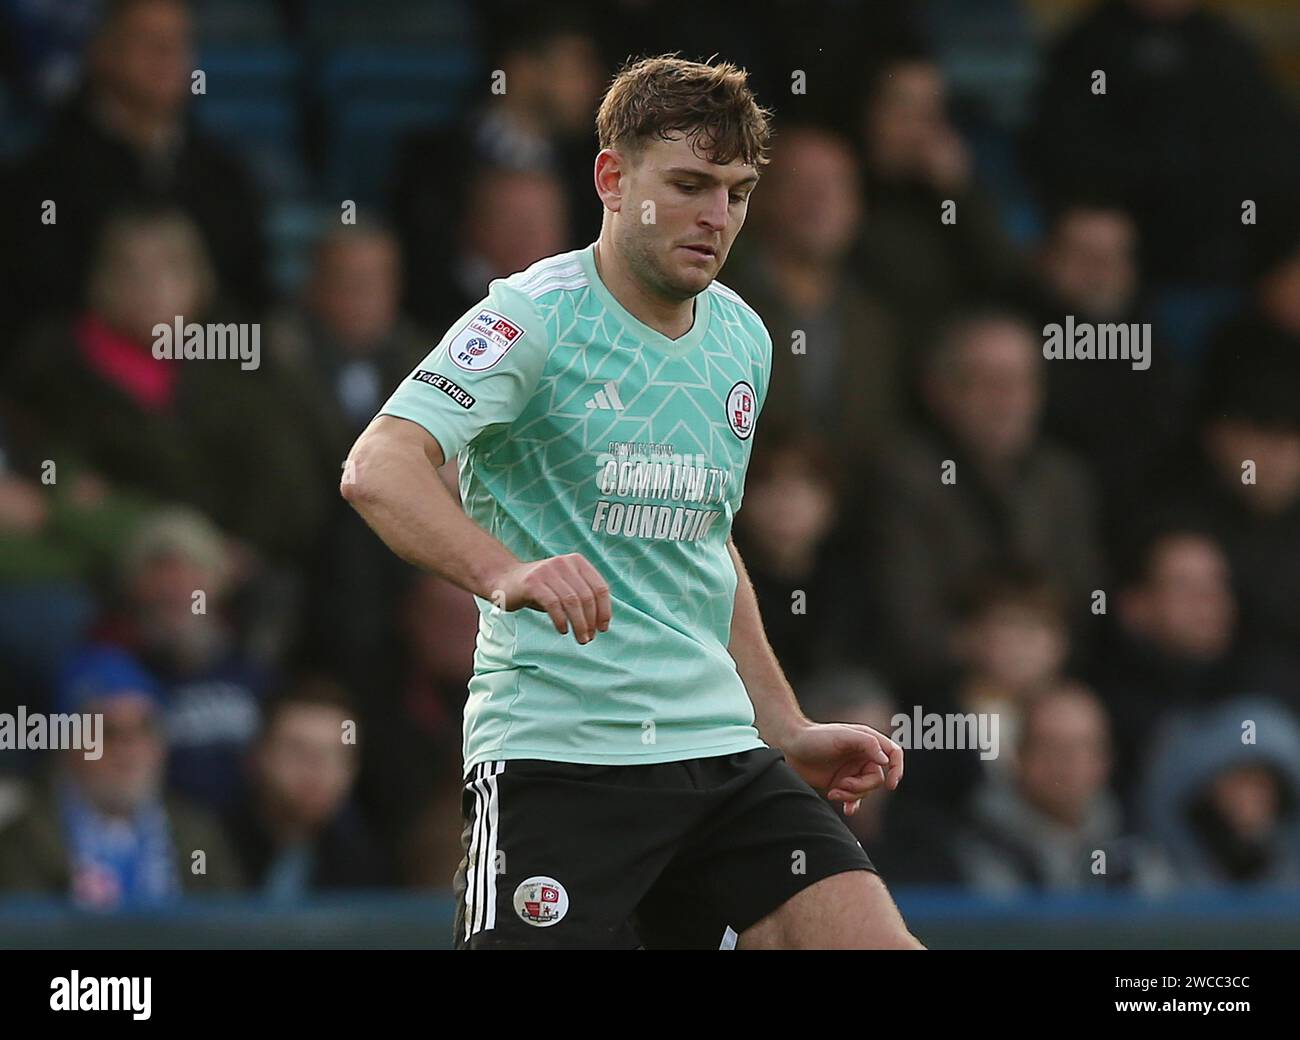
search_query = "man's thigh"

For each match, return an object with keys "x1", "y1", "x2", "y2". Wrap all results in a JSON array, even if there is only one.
[
  {"x1": 452, "y1": 758, "x2": 696, "y2": 949},
  {"x1": 634, "y1": 750, "x2": 885, "y2": 949},
  {"x1": 740, "y1": 869, "x2": 924, "y2": 949}
]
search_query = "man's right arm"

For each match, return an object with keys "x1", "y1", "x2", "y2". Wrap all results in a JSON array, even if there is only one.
[{"x1": 341, "y1": 415, "x2": 611, "y2": 644}]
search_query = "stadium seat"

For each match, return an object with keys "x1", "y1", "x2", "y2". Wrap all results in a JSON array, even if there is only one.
[
  {"x1": 925, "y1": 0, "x2": 1041, "y2": 130},
  {"x1": 191, "y1": 45, "x2": 308, "y2": 201},
  {"x1": 317, "y1": 47, "x2": 478, "y2": 206}
]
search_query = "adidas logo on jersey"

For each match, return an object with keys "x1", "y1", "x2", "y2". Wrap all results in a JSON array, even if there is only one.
[{"x1": 583, "y1": 381, "x2": 625, "y2": 411}]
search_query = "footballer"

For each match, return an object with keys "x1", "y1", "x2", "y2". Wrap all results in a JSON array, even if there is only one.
[{"x1": 343, "y1": 55, "x2": 922, "y2": 950}]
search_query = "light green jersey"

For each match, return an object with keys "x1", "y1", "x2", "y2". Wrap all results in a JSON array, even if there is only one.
[{"x1": 379, "y1": 241, "x2": 772, "y2": 772}]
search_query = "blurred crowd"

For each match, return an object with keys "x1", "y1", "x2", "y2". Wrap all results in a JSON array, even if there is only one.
[{"x1": 2, "y1": 0, "x2": 1300, "y2": 910}]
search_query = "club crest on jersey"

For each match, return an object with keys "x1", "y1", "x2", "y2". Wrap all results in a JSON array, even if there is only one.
[
  {"x1": 726, "y1": 380, "x2": 756, "y2": 440},
  {"x1": 447, "y1": 308, "x2": 525, "y2": 372},
  {"x1": 513, "y1": 876, "x2": 569, "y2": 927}
]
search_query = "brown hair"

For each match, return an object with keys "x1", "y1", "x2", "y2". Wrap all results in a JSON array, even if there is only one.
[{"x1": 596, "y1": 54, "x2": 773, "y2": 169}]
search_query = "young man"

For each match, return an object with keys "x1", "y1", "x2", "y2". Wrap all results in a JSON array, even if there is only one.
[{"x1": 343, "y1": 56, "x2": 921, "y2": 949}]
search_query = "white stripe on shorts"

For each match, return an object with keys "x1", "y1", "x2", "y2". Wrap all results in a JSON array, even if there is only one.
[{"x1": 464, "y1": 761, "x2": 506, "y2": 942}]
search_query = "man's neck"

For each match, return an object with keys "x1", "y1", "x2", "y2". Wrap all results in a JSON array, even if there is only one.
[{"x1": 594, "y1": 235, "x2": 696, "y2": 340}]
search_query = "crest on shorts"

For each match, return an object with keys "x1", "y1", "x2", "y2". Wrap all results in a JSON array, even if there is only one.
[
  {"x1": 446, "y1": 308, "x2": 525, "y2": 372},
  {"x1": 513, "y1": 875, "x2": 569, "y2": 927},
  {"x1": 726, "y1": 380, "x2": 756, "y2": 440}
]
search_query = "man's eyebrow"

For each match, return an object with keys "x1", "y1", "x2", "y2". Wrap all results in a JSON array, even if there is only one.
[{"x1": 663, "y1": 166, "x2": 760, "y2": 189}]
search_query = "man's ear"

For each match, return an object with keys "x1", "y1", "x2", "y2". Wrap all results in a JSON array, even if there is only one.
[{"x1": 594, "y1": 148, "x2": 627, "y2": 213}]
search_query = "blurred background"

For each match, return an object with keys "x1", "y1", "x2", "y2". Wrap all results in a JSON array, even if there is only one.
[{"x1": 2, "y1": 0, "x2": 1300, "y2": 948}]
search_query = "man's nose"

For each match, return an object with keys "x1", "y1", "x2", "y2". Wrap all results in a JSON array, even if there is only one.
[{"x1": 699, "y1": 188, "x2": 729, "y2": 230}]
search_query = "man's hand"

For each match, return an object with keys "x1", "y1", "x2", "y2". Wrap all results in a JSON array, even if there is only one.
[
  {"x1": 487, "y1": 553, "x2": 612, "y2": 644},
  {"x1": 780, "y1": 721, "x2": 904, "y2": 816}
]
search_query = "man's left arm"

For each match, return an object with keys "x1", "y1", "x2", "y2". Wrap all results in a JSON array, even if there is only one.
[
  {"x1": 726, "y1": 535, "x2": 904, "y2": 813},
  {"x1": 725, "y1": 534, "x2": 809, "y2": 750}
]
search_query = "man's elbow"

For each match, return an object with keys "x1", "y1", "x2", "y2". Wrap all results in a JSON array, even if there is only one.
[{"x1": 340, "y1": 434, "x2": 379, "y2": 508}]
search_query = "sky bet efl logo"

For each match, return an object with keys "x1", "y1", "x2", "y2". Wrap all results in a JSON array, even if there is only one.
[{"x1": 447, "y1": 308, "x2": 526, "y2": 372}]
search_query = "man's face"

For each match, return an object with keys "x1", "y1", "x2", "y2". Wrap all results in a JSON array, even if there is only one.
[
  {"x1": 256, "y1": 705, "x2": 356, "y2": 829},
  {"x1": 1127, "y1": 535, "x2": 1235, "y2": 660},
  {"x1": 95, "y1": 0, "x2": 192, "y2": 117},
  {"x1": 69, "y1": 696, "x2": 165, "y2": 816},
  {"x1": 1018, "y1": 693, "x2": 1111, "y2": 824},
  {"x1": 309, "y1": 235, "x2": 401, "y2": 351},
  {"x1": 534, "y1": 34, "x2": 604, "y2": 134},
  {"x1": 1206, "y1": 419, "x2": 1300, "y2": 514},
  {"x1": 960, "y1": 606, "x2": 1068, "y2": 692},
  {"x1": 1043, "y1": 210, "x2": 1137, "y2": 319},
  {"x1": 466, "y1": 171, "x2": 569, "y2": 281},
  {"x1": 929, "y1": 321, "x2": 1043, "y2": 463},
  {"x1": 758, "y1": 130, "x2": 861, "y2": 262},
  {"x1": 864, "y1": 62, "x2": 948, "y2": 177},
  {"x1": 100, "y1": 227, "x2": 206, "y2": 342},
  {"x1": 603, "y1": 133, "x2": 758, "y2": 301}
]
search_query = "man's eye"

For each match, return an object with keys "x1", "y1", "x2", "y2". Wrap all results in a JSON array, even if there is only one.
[
  {"x1": 675, "y1": 182, "x2": 699, "y2": 193},
  {"x1": 730, "y1": 194, "x2": 748, "y2": 205}
]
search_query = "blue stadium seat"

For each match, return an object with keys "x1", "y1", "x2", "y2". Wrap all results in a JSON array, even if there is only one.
[
  {"x1": 266, "y1": 200, "x2": 332, "y2": 295},
  {"x1": 317, "y1": 47, "x2": 478, "y2": 206},
  {"x1": 191, "y1": 45, "x2": 307, "y2": 201},
  {"x1": 925, "y1": 0, "x2": 1041, "y2": 129}
]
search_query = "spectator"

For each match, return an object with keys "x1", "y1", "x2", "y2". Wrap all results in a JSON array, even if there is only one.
[
  {"x1": 95, "y1": 507, "x2": 272, "y2": 811},
  {"x1": 1154, "y1": 366, "x2": 1300, "y2": 682},
  {"x1": 855, "y1": 56, "x2": 1023, "y2": 355},
  {"x1": 418, "y1": 166, "x2": 570, "y2": 335},
  {"x1": 868, "y1": 312, "x2": 1105, "y2": 688},
  {"x1": 0, "y1": 415, "x2": 152, "y2": 696},
  {"x1": 731, "y1": 424, "x2": 866, "y2": 687},
  {"x1": 7, "y1": 206, "x2": 335, "y2": 563},
  {"x1": 723, "y1": 125, "x2": 904, "y2": 484},
  {"x1": 1142, "y1": 697, "x2": 1300, "y2": 886},
  {"x1": 355, "y1": 571, "x2": 479, "y2": 858},
  {"x1": 1022, "y1": 200, "x2": 1187, "y2": 523},
  {"x1": 798, "y1": 666, "x2": 966, "y2": 887},
  {"x1": 896, "y1": 566, "x2": 1070, "y2": 815},
  {"x1": 389, "y1": 10, "x2": 602, "y2": 327},
  {"x1": 223, "y1": 677, "x2": 390, "y2": 898},
  {"x1": 963, "y1": 682, "x2": 1170, "y2": 893},
  {"x1": 270, "y1": 218, "x2": 428, "y2": 442},
  {"x1": 1025, "y1": 0, "x2": 1300, "y2": 289},
  {"x1": 1200, "y1": 204, "x2": 1300, "y2": 420},
  {"x1": 0, "y1": 645, "x2": 241, "y2": 906},
  {"x1": 1089, "y1": 527, "x2": 1264, "y2": 811},
  {"x1": 274, "y1": 219, "x2": 432, "y2": 682},
  {"x1": 5, "y1": 0, "x2": 268, "y2": 337}
]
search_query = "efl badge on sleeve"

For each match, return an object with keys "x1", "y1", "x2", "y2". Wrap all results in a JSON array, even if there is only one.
[{"x1": 447, "y1": 308, "x2": 526, "y2": 372}]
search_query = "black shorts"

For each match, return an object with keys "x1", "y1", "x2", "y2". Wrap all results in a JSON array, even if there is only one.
[{"x1": 451, "y1": 746, "x2": 876, "y2": 949}]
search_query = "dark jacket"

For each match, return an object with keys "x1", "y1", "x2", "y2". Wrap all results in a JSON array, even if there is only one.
[
  {"x1": 867, "y1": 427, "x2": 1104, "y2": 687},
  {"x1": 222, "y1": 789, "x2": 391, "y2": 893},
  {"x1": 6, "y1": 92, "x2": 268, "y2": 329}
]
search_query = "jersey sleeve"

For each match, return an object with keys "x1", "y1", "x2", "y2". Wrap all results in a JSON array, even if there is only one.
[
  {"x1": 379, "y1": 279, "x2": 548, "y2": 461},
  {"x1": 755, "y1": 322, "x2": 773, "y2": 416}
]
